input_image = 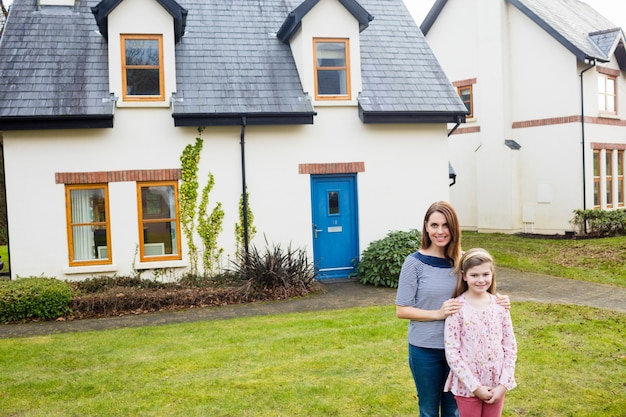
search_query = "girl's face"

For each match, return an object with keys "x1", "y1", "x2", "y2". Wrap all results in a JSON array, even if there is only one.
[
  {"x1": 463, "y1": 262, "x2": 493, "y2": 295},
  {"x1": 425, "y1": 211, "x2": 451, "y2": 249}
]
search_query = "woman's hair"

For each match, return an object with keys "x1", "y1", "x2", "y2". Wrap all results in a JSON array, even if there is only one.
[
  {"x1": 420, "y1": 201, "x2": 462, "y2": 266},
  {"x1": 452, "y1": 248, "x2": 496, "y2": 297}
]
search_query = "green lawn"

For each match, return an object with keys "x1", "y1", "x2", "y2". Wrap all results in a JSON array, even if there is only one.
[
  {"x1": 0, "y1": 303, "x2": 624, "y2": 416},
  {"x1": 462, "y1": 232, "x2": 626, "y2": 287},
  {"x1": 0, "y1": 245, "x2": 7, "y2": 273}
]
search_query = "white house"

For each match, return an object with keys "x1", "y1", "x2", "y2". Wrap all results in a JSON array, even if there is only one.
[
  {"x1": 0, "y1": 0, "x2": 467, "y2": 281},
  {"x1": 422, "y1": 0, "x2": 626, "y2": 234}
]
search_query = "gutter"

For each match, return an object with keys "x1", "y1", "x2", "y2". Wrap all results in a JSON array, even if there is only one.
[{"x1": 239, "y1": 116, "x2": 250, "y2": 258}]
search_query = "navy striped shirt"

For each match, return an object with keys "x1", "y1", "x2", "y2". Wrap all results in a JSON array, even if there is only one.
[{"x1": 395, "y1": 251, "x2": 457, "y2": 349}]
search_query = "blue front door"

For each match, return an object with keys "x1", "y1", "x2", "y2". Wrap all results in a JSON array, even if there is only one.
[{"x1": 310, "y1": 175, "x2": 359, "y2": 279}]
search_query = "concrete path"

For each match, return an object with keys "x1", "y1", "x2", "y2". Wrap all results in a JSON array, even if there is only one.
[{"x1": 1, "y1": 267, "x2": 624, "y2": 339}]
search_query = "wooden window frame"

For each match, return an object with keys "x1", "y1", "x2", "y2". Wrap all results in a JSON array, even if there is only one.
[
  {"x1": 313, "y1": 38, "x2": 351, "y2": 101},
  {"x1": 65, "y1": 184, "x2": 112, "y2": 266},
  {"x1": 617, "y1": 151, "x2": 624, "y2": 207},
  {"x1": 136, "y1": 181, "x2": 182, "y2": 262},
  {"x1": 593, "y1": 150, "x2": 601, "y2": 208},
  {"x1": 121, "y1": 34, "x2": 165, "y2": 102},
  {"x1": 457, "y1": 85, "x2": 473, "y2": 118},
  {"x1": 606, "y1": 151, "x2": 613, "y2": 208},
  {"x1": 598, "y1": 73, "x2": 617, "y2": 115}
]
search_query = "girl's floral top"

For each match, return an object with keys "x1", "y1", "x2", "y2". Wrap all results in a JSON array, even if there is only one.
[{"x1": 443, "y1": 293, "x2": 517, "y2": 397}]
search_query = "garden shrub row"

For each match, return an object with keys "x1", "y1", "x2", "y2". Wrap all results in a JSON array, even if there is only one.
[
  {"x1": 570, "y1": 208, "x2": 626, "y2": 237},
  {"x1": 0, "y1": 242, "x2": 319, "y2": 323}
]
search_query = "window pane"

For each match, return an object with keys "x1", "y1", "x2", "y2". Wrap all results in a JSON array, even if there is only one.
[
  {"x1": 328, "y1": 191, "x2": 339, "y2": 215},
  {"x1": 598, "y1": 76, "x2": 606, "y2": 94},
  {"x1": 143, "y1": 221, "x2": 177, "y2": 256},
  {"x1": 318, "y1": 69, "x2": 347, "y2": 94},
  {"x1": 126, "y1": 69, "x2": 160, "y2": 96},
  {"x1": 69, "y1": 187, "x2": 108, "y2": 262},
  {"x1": 317, "y1": 43, "x2": 345, "y2": 67},
  {"x1": 140, "y1": 184, "x2": 179, "y2": 258},
  {"x1": 125, "y1": 39, "x2": 159, "y2": 66}
]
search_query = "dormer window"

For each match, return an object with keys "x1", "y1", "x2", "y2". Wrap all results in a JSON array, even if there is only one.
[
  {"x1": 314, "y1": 38, "x2": 351, "y2": 100},
  {"x1": 121, "y1": 34, "x2": 165, "y2": 101}
]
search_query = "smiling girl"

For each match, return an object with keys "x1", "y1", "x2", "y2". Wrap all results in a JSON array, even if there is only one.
[{"x1": 443, "y1": 248, "x2": 517, "y2": 417}]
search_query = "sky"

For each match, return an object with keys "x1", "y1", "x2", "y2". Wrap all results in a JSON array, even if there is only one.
[{"x1": 402, "y1": 0, "x2": 626, "y2": 32}]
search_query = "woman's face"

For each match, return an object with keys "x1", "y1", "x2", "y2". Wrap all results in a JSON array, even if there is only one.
[{"x1": 425, "y1": 211, "x2": 451, "y2": 249}]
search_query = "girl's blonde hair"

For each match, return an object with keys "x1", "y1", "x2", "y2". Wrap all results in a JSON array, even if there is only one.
[
  {"x1": 420, "y1": 201, "x2": 462, "y2": 266},
  {"x1": 452, "y1": 248, "x2": 496, "y2": 297}
]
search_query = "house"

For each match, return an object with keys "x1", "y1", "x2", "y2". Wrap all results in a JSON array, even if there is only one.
[
  {"x1": 0, "y1": 0, "x2": 467, "y2": 281},
  {"x1": 422, "y1": 0, "x2": 626, "y2": 234}
]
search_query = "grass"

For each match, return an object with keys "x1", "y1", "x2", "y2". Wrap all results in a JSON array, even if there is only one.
[
  {"x1": 462, "y1": 232, "x2": 626, "y2": 287},
  {"x1": 0, "y1": 303, "x2": 624, "y2": 416},
  {"x1": 0, "y1": 245, "x2": 7, "y2": 273}
]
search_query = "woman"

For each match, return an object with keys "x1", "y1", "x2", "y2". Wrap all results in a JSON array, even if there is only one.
[{"x1": 395, "y1": 201, "x2": 509, "y2": 417}]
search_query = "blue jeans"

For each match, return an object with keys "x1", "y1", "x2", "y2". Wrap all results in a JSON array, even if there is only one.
[{"x1": 408, "y1": 344, "x2": 459, "y2": 417}]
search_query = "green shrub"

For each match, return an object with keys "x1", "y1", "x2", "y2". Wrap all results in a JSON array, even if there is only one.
[
  {"x1": 0, "y1": 277, "x2": 73, "y2": 322},
  {"x1": 570, "y1": 208, "x2": 626, "y2": 237},
  {"x1": 355, "y1": 229, "x2": 421, "y2": 288}
]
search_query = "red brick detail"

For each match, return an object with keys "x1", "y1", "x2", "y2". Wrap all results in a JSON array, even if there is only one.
[
  {"x1": 452, "y1": 78, "x2": 477, "y2": 87},
  {"x1": 597, "y1": 66, "x2": 620, "y2": 77},
  {"x1": 298, "y1": 162, "x2": 365, "y2": 175},
  {"x1": 591, "y1": 142, "x2": 626, "y2": 150},
  {"x1": 55, "y1": 169, "x2": 182, "y2": 184},
  {"x1": 512, "y1": 115, "x2": 626, "y2": 129},
  {"x1": 450, "y1": 126, "x2": 481, "y2": 135}
]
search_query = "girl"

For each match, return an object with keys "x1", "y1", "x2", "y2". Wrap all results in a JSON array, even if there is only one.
[{"x1": 443, "y1": 248, "x2": 517, "y2": 417}]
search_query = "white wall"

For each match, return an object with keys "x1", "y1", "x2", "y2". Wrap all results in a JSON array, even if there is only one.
[{"x1": 3, "y1": 105, "x2": 451, "y2": 280}]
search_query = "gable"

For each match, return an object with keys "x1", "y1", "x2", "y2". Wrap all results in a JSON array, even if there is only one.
[
  {"x1": 423, "y1": 0, "x2": 626, "y2": 68},
  {"x1": 92, "y1": 0, "x2": 187, "y2": 43}
]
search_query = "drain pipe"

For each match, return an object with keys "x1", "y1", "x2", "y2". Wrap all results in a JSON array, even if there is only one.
[
  {"x1": 239, "y1": 116, "x2": 250, "y2": 258},
  {"x1": 580, "y1": 59, "x2": 596, "y2": 216}
]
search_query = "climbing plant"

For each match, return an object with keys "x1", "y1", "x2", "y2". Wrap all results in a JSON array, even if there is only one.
[
  {"x1": 198, "y1": 172, "x2": 225, "y2": 275},
  {"x1": 179, "y1": 130, "x2": 203, "y2": 276},
  {"x1": 235, "y1": 187, "x2": 256, "y2": 253},
  {"x1": 179, "y1": 127, "x2": 225, "y2": 276}
]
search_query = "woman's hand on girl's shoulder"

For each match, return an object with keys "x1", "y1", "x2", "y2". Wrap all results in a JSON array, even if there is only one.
[
  {"x1": 495, "y1": 293, "x2": 511, "y2": 310},
  {"x1": 440, "y1": 298, "x2": 462, "y2": 319}
]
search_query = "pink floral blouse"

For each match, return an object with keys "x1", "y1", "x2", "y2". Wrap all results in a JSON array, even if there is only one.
[{"x1": 443, "y1": 294, "x2": 517, "y2": 397}]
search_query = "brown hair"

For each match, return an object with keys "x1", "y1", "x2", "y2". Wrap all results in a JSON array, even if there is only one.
[
  {"x1": 452, "y1": 248, "x2": 496, "y2": 297},
  {"x1": 420, "y1": 201, "x2": 462, "y2": 266}
]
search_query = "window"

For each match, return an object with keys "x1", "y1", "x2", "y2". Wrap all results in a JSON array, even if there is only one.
[
  {"x1": 618, "y1": 151, "x2": 624, "y2": 207},
  {"x1": 313, "y1": 38, "x2": 350, "y2": 100},
  {"x1": 121, "y1": 34, "x2": 164, "y2": 101},
  {"x1": 593, "y1": 150, "x2": 600, "y2": 208},
  {"x1": 137, "y1": 181, "x2": 181, "y2": 261},
  {"x1": 606, "y1": 153, "x2": 613, "y2": 208},
  {"x1": 592, "y1": 145, "x2": 626, "y2": 209},
  {"x1": 458, "y1": 86, "x2": 473, "y2": 118},
  {"x1": 66, "y1": 185, "x2": 111, "y2": 266},
  {"x1": 598, "y1": 73, "x2": 616, "y2": 114}
]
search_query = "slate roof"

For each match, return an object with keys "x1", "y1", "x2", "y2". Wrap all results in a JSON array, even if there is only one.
[
  {"x1": 422, "y1": 0, "x2": 626, "y2": 68},
  {"x1": 0, "y1": 1, "x2": 113, "y2": 129},
  {"x1": 0, "y1": 0, "x2": 467, "y2": 130}
]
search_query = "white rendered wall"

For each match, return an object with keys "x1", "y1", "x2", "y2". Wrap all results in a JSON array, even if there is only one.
[{"x1": 3, "y1": 105, "x2": 450, "y2": 280}]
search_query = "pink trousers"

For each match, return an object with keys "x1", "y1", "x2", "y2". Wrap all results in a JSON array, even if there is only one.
[{"x1": 454, "y1": 395, "x2": 505, "y2": 417}]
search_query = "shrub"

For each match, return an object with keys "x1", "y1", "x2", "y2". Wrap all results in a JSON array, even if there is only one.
[
  {"x1": 570, "y1": 209, "x2": 626, "y2": 237},
  {"x1": 229, "y1": 238, "x2": 317, "y2": 301},
  {"x1": 0, "y1": 277, "x2": 73, "y2": 322},
  {"x1": 355, "y1": 229, "x2": 421, "y2": 288}
]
